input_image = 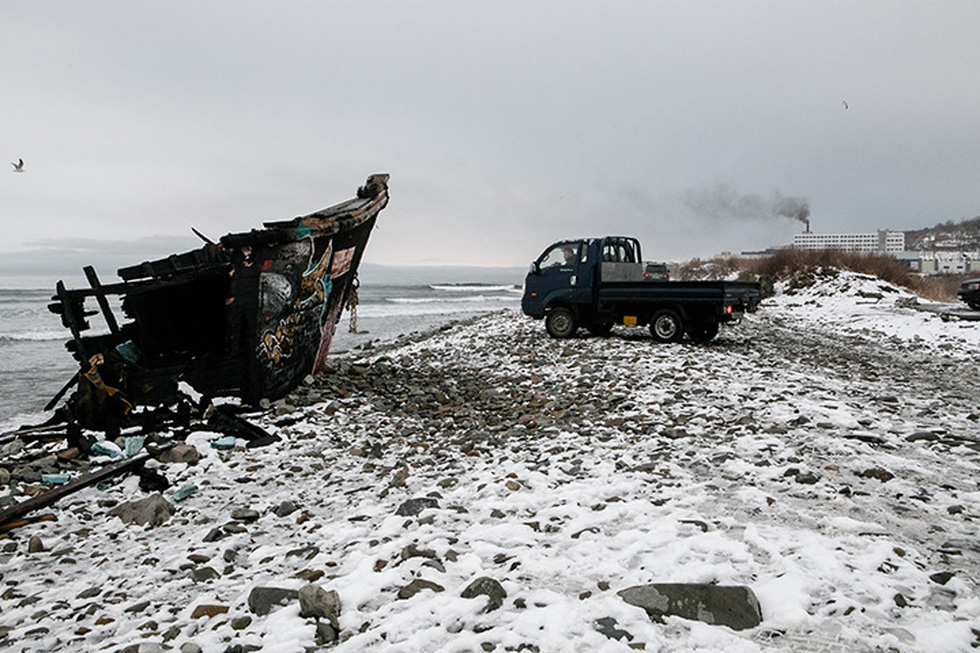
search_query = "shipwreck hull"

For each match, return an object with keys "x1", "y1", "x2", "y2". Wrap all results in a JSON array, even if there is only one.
[{"x1": 49, "y1": 174, "x2": 389, "y2": 427}]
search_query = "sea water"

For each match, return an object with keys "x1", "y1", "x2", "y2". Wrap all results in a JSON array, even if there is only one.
[{"x1": 0, "y1": 266, "x2": 524, "y2": 428}]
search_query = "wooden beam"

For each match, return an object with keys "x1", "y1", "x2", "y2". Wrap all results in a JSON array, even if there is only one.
[
  {"x1": 0, "y1": 453, "x2": 150, "y2": 528},
  {"x1": 83, "y1": 265, "x2": 120, "y2": 335}
]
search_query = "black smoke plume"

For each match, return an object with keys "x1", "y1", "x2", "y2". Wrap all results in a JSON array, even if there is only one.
[{"x1": 684, "y1": 183, "x2": 810, "y2": 227}]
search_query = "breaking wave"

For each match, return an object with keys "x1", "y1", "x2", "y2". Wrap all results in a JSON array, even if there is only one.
[
  {"x1": 428, "y1": 284, "x2": 518, "y2": 293},
  {"x1": 386, "y1": 295, "x2": 518, "y2": 304},
  {"x1": 0, "y1": 331, "x2": 65, "y2": 343}
]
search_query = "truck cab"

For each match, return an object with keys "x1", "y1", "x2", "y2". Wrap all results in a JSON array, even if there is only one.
[
  {"x1": 522, "y1": 236, "x2": 760, "y2": 343},
  {"x1": 523, "y1": 238, "x2": 596, "y2": 320}
]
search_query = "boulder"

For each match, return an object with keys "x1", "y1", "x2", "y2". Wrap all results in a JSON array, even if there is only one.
[
  {"x1": 618, "y1": 583, "x2": 762, "y2": 631},
  {"x1": 190, "y1": 604, "x2": 228, "y2": 619},
  {"x1": 398, "y1": 579, "x2": 445, "y2": 599},
  {"x1": 108, "y1": 493, "x2": 175, "y2": 527},
  {"x1": 461, "y1": 576, "x2": 507, "y2": 613},
  {"x1": 159, "y1": 444, "x2": 200, "y2": 465},
  {"x1": 395, "y1": 497, "x2": 440, "y2": 516},
  {"x1": 298, "y1": 584, "x2": 341, "y2": 627},
  {"x1": 247, "y1": 586, "x2": 299, "y2": 616}
]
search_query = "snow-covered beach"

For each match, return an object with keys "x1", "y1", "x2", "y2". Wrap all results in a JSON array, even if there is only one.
[{"x1": 2, "y1": 271, "x2": 979, "y2": 652}]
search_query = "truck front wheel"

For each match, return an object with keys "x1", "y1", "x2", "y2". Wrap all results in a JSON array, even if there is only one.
[
  {"x1": 546, "y1": 307, "x2": 578, "y2": 338},
  {"x1": 650, "y1": 309, "x2": 683, "y2": 343}
]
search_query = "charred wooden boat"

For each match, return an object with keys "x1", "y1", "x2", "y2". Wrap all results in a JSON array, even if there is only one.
[{"x1": 47, "y1": 174, "x2": 389, "y2": 431}]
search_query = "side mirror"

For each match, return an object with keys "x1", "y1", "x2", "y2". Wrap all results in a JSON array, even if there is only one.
[{"x1": 529, "y1": 261, "x2": 540, "y2": 275}]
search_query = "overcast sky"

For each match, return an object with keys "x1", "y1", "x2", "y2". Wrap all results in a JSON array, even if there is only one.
[{"x1": 2, "y1": 1, "x2": 979, "y2": 276}]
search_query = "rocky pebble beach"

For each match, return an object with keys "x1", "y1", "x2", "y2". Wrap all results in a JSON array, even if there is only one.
[{"x1": 1, "y1": 269, "x2": 979, "y2": 652}]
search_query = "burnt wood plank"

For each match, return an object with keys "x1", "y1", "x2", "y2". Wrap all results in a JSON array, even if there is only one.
[{"x1": 0, "y1": 453, "x2": 151, "y2": 527}]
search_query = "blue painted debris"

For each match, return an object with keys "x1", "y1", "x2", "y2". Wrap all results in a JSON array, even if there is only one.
[
  {"x1": 124, "y1": 436, "x2": 145, "y2": 457},
  {"x1": 210, "y1": 436, "x2": 237, "y2": 450},
  {"x1": 91, "y1": 441, "x2": 123, "y2": 458},
  {"x1": 41, "y1": 474, "x2": 71, "y2": 485},
  {"x1": 173, "y1": 484, "x2": 198, "y2": 502}
]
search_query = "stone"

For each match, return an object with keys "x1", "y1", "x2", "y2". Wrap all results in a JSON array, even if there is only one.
[
  {"x1": 203, "y1": 527, "x2": 226, "y2": 542},
  {"x1": 906, "y1": 432, "x2": 939, "y2": 442},
  {"x1": 173, "y1": 484, "x2": 198, "y2": 502},
  {"x1": 121, "y1": 644, "x2": 164, "y2": 653},
  {"x1": 857, "y1": 467, "x2": 894, "y2": 482},
  {"x1": 398, "y1": 578, "x2": 445, "y2": 599},
  {"x1": 210, "y1": 436, "x2": 237, "y2": 450},
  {"x1": 190, "y1": 604, "x2": 229, "y2": 619},
  {"x1": 461, "y1": 576, "x2": 507, "y2": 613},
  {"x1": 395, "y1": 497, "x2": 440, "y2": 516},
  {"x1": 108, "y1": 493, "x2": 175, "y2": 527},
  {"x1": 273, "y1": 500, "x2": 298, "y2": 517},
  {"x1": 315, "y1": 622, "x2": 339, "y2": 645},
  {"x1": 189, "y1": 567, "x2": 220, "y2": 583},
  {"x1": 247, "y1": 587, "x2": 298, "y2": 616},
  {"x1": 595, "y1": 616, "x2": 633, "y2": 641},
  {"x1": 76, "y1": 586, "x2": 101, "y2": 599},
  {"x1": 298, "y1": 584, "x2": 341, "y2": 627},
  {"x1": 137, "y1": 468, "x2": 170, "y2": 493},
  {"x1": 159, "y1": 444, "x2": 200, "y2": 465},
  {"x1": 91, "y1": 440, "x2": 123, "y2": 458},
  {"x1": 28, "y1": 536, "x2": 44, "y2": 553},
  {"x1": 400, "y1": 544, "x2": 438, "y2": 560},
  {"x1": 124, "y1": 436, "x2": 145, "y2": 457},
  {"x1": 618, "y1": 583, "x2": 762, "y2": 631},
  {"x1": 286, "y1": 545, "x2": 319, "y2": 560},
  {"x1": 231, "y1": 508, "x2": 260, "y2": 522},
  {"x1": 231, "y1": 616, "x2": 252, "y2": 630},
  {"x1": 930, "y1": 571, "x2": 955, "y2": 585},
  {"x1": 795, "y1": 471, "x2": 820, "y2": 485},
  {"x1": 180, "y1": 645, "x2": 203, "y2": 653}
]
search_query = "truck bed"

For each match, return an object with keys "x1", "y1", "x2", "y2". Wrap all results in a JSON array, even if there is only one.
[{"x1": 599, "y1": 280, "x2": 760, "y2": 305}]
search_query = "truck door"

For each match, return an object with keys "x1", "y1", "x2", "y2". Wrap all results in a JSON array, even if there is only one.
[{"x1": 533, "y1": 240, "x2": 592, "y2": 304}]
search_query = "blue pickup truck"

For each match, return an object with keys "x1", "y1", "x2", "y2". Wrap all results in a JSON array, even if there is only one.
[{"x1": 521, "y1": 236, "x2": 761, "y2": 342}]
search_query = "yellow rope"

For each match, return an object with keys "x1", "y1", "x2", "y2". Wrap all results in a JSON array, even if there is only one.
[{"x1": 347, "y1": 275, "x2": 360, "y2": 333}]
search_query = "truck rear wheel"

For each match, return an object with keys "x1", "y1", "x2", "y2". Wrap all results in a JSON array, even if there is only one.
[
  {"x1": 545, "y1": 307, "x2": 578, "y2": 338},
  {"x1": 649, "y1": 309, "x2": 683, "y2": 343},
  {"x1": 687, "y1": 320, "x2": 719, "y2": 343}
]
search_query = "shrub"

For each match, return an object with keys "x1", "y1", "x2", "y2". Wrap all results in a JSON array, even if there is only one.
[{"x1": 677, "y1": 249, "x2": 972, "y2": 302}]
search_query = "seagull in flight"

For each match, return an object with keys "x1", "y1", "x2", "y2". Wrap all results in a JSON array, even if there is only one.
[
  {"x1": 11, "y1": 158, "x2": 24, "y2": 173},
  {"x1": 842, "y1": 100, "x2": 849, "y2": 110}
]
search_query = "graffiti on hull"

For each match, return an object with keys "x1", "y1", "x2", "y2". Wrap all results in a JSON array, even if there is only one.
[{"x1": 254, "y1": 241, "x2": 362, "y2": 391}]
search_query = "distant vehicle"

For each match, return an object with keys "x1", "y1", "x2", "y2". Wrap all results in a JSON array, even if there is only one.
[
  {"x1": 521, "y1": 236, "x2": 761, "y2": 342},
  {"x1": 958, "y1": 278, "x2": 980, "y2": 310},
  {"x1": 644, "y1": 262, "x2": 670, "y2": 280}
]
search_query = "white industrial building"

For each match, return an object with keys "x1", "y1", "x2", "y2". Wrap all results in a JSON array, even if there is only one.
[
  {"x1": 740, "y1": 228, "x2": 979, "y2": 276},
  {"x1": 792, "y1": 230, "x2": 906, "y2": 254},
  {"x1": 900, "y1": 251, "x2": 980, "y2": 274}
]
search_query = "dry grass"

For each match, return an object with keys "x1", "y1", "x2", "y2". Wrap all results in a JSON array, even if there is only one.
[{"x1": 677, "y1": 249, "x2": 973, "y2": 302}]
